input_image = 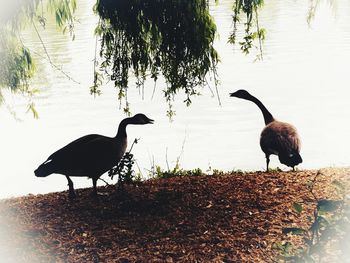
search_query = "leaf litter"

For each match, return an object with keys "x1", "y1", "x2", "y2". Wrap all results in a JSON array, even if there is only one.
[{"x1": 0, "y1": 168, "x2": 348, "y2": 262}]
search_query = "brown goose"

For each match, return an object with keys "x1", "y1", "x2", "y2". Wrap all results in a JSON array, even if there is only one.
[
  {"x1": 34, "y1": 113, "x2": 154, "y2": 198},
  {"x1": 230, "y1": 90, "x2": 302, "y2": 171}
]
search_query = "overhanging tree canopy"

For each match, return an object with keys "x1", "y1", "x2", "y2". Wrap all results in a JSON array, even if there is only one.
[
  {"x1": 0, "y1": 0, "x2": 76, "y2": 116},
  {"x1": 93, "y1": 0, "x2": 219, "y2": 116},
  {"x1": 0, "y1": 0, "x2": 266, "y2": 117}
]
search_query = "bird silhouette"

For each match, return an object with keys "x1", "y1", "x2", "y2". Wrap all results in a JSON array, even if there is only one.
[
  {"x1": 35, "y1": 113, "x2": 154, "y2": 198},
  {"x1": 230, "y1": 90, "x2": 302, "y2": 171}
]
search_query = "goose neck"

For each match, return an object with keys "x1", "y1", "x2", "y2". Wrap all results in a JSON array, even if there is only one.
[
  {"x1": 116, "y1": 118, "x2": 130, "y2": 138},
  {"x1": 249, "y1": 95, "x2": 275, "y2": 125}
]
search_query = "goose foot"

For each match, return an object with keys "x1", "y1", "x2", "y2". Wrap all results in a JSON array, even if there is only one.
[
  {"x1": 68, "y1": 190, "x2": 77, "y2": 199},
  {"x1": 265, "y1": 154, "x2": 270, "y2": 172}
]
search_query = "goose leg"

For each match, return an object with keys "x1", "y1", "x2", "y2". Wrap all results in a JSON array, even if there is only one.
[
  {"x1": 66, "y1": 176, "x2": 76, "y2": 199},
  {"x1": 92, "y1": 177, "x2": 98, "y2": 196},
  {"x1": 91, "y1": 177, "x2": 108, "y2": 197},
  {"x1": 265, "y1": 154, "x2": 270, "y2": 172}
]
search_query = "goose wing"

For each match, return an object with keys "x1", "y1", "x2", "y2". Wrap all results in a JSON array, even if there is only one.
[
  {"x1": 46, "y1": 134, "x2": 126, "y2": 176},
  {"x1": 276, "y1": 122, "x2": 301, "y2": 152},
  {"x1": 47, "y1": 134, "x2": 101, "y2": 160},
  {"x1": 260, "y1": 121, "x2": 301, "y2": 155}
]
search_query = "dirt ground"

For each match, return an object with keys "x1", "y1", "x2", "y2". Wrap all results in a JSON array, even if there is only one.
[{"x1": 0, "y1": 168, "x2": 349, "y2": 263}]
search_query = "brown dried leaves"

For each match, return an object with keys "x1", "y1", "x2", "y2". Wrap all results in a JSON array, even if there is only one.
[{"x1": 0, "y1": 168, "x2": 347, "y2": 262}]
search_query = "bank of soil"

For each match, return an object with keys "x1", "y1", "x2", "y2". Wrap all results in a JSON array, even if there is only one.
[{"x1": 0, "y1": 168, "x2": 349, "y2": 262}]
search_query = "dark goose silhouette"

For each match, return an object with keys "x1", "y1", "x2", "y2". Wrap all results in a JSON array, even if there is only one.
[
  {"x1": 230, "y1": 90, "x2": 302, "y2": 171},
  {"x1": 34, "y1": 113, "x2": 154, "y2": 198}
]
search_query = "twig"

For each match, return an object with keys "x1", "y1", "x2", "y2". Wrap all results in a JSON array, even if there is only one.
[
  {"x1": 212, "y1": 66, "x2": 221, "y2": 106},
  {"x1": 307, "y1": 0, "x2": 321, "y2": 26},
  {"x1": 165, "y1": 147, "x2": 170, "y2": 171},
  {"x1": 254, "y1": 5, "x2": 263, "y2": 60},
  {"x1": 176, "y1": 131, "x2": 187, "y2": 165},
  {"x1": 4, "y1": 101, "x2": 22, "y2": 121},
  {"x1": 205, "y1": 77, "x2": 215, "y2": 97},
  {"x1": 310, "y1": 170, "x2": 322, "y2": 201},
  {"x1": 31, "y1": 49, "x2": 80, "y2": 84},
  {"x1": 151, "y1": 154, "x2": 155, "y2": 177},
  {"x1": 151, "y1": 81, "x2": 157, "y2": 100},
  {"x1": 134, "y1": 159, "x2": 143, "y2": 179},
  {"x1": 109, "y1": 138, "x2": 139, "y2": 180},
  {"x1": 31, "y1": 19, "x2": 52, "y2": 64},
  {"x1": 92, "y1": 19, "x2": 100, "y2": 93},
  {"x1": 29, "y1": 21, "x2": 80, "y2": 84},
  {"x1": 99, "y1": 178, "x2": 111, "y2": 186},
  {"x1": 128, "y1": 138, "x2": 140, "y2": 152}
]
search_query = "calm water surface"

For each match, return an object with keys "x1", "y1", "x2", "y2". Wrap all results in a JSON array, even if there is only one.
[{"x1": 1, "y1": 0, "x2": 349, "y2": 198}]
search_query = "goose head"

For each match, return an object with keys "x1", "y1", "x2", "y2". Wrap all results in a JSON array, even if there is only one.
[
  {"x1": 129, "y1": 113, "x2": 154, "y2": 125},
  {"x1": 229, "y1": 89, "x2": 252, "y2": 100}
]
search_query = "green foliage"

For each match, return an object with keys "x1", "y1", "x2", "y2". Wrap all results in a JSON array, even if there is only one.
[
  {"x1": 0, "y1": 32, "x2": 35, "y2": 91},
  {"x1": 272, "y1": 241, "x2": 295, "y2": 258},
  {"x1": 0, "y1": 30, "x2": 36, "y2": 112},
  {"x1": 229, "y1": 0, "x2": 265, "y2": 60},
  {"x1": 108, "y1": 152, "x2": 136, "y2": 188},
  {"x1": 27, "y1": 102, "x2": 39, "y2": 118},
  {"x1": 292, "y1": 202, "x2": 303, "y2": 214},
  {"x1": 282, "y1": 227, "x2": 306, "y2": 235},
  {"x1": 90, "y1": 71, "x2": 103, "y2": 96},
  {"x1": 108, "y1": 138, "x2": 140, "y2": 188},
  {"x1": 94, "y1": 0, "x2": 219, "y2": 115},
  {"x1": 267, "y1": 167, "x2": 283, "y2": 173},
  {"x1": 48, "y1": 0, "x2": 77, "y2": 38},
  {"x1": 153, "y1": 164, "x2": 203, "y2": 179},
  {"x1": 275, "y1": 172, "x2": 349, "y2": 262},
  {"x1": 317, "y1": 199, "x2": 342, "y2": 213},
  {"x1": 211, "y1": 169, "x2": 225, "y2": 176},
  {"x1": 0, "y1": 0, "x2": 77, "y2": 113},
  {"x1": 0, "y1": 0, "x2": 39, "y2": 29},
  {"x1": 306, "y1": 0, "x2": 335, "y2": 25}
]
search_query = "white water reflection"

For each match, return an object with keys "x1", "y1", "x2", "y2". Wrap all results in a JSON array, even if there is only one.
[{"x1": 0, "y1": 0, "x2": 349, "y2": 198}]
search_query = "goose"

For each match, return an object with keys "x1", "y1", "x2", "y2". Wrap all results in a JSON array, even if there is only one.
[
  {"x1": 34, "y1": 113, "x2": 154, "y2": 198},
  {"x1": 229, "y1": 90, "x2": 302, "y2": 171}
]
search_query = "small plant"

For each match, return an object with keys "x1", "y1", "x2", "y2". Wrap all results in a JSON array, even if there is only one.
[
  {"x1": 153, "y1": 164, "x2": 203, "y2": 179},
  {"x1": 148, "y1": 135, "x2": 204, "y2": 178},
  {"x1": 211, "y1": 169, "x2": 225, "y2": 176},
  {"x1": 108, "y1": 138, "x2": 140, "y2": 189},
  {"x1": 275, "y1": 171, "x2": 349, "y2": 262},
  {"x1": 266, "y1": 167, "x2": 283, "y2": 173}
]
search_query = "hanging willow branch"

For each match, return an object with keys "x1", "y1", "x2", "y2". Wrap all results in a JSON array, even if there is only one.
[
  {"x1": 228, "y1": 0, "x2": 265, "y2": 60},
  {"x1": 0, "y1": 0, "x2": 78, "y2": 112},
  {"x1": 94, "y1": 0, "x2": 219, "y2": 117}
]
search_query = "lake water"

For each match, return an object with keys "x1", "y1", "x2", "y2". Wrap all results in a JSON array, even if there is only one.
[{"x1": 1, "y1": 0, "x2": 349, "y2": 198}]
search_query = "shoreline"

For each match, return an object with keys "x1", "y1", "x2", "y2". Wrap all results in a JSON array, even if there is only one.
[
  {"x1": 1, "y1": 166, "x2": 349, "y2": 200},
  {"x1": 0, "y1": 168, "x2": 349, "y2": 262},
  {"x1": 1, "y1": 166, "x2": 349, "y2": 201}
]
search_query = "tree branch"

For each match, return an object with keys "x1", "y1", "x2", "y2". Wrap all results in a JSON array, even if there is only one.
[{"x1": 30, "y1": 19, "x2": 80, "y2": 84}]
